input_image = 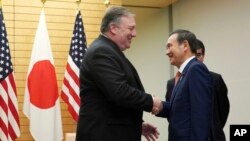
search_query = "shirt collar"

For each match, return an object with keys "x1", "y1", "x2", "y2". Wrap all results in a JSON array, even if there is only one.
[
  {"x1": 101, "y1": 33, "x2": 109, "y2": 39},
  {"x1": 178, "y1": 56, "x2": 195, "y2": 73}
]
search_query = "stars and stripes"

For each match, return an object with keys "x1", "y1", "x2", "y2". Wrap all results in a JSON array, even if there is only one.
[
  {"x1": 61, "y1": 11, "x2": 87, "y2": 122},
  {"x1": 0, "y1": 9, "x2": 20, "y2": 141}
]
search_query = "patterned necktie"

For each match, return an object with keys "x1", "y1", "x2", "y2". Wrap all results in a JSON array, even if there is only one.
[{"x1": 174, "y1": 71, "x2": 181, "y2": 86}]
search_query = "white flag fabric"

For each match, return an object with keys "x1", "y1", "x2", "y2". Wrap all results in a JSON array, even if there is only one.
[{"x1": 23, "y1": 9, "x2": 63, "y2": 141}]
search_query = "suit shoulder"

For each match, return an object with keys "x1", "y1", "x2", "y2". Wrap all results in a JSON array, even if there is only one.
[
  {"x1": 209, "y1": 71, "x2": 223, "y2": 80},
  {"x1": 88, "y1": 38, "x2": 110, "y2": 51},
  {"x1": 168, "y1": 77, "x2": 175, "y2": 83},
  {"x1": 189, "y1": 59, "x2": 209, "y2": 73},
  {"x1": 210, "y1": 71, "x2": 221, "y2": 77},
  {"x1": 86, "y1": 39, "x2": 116, "y2": 58}
]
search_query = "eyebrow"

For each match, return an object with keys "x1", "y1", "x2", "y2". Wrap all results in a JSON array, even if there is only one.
[{"x1": 166, "y1": 43, "x2": 171, "y2": 48}]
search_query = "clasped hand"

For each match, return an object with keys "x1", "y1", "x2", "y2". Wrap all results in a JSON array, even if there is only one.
[{"x1": 152, "y1": 96, "x2": 163, "y2": 115}]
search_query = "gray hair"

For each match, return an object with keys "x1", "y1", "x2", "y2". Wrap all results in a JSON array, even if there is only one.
[
  {"x1": 100, "y1": 6, "x2": 135, "y2": 33},
  {"x1": 170, "y1": 29, "x2": 198, "y2": 54}
]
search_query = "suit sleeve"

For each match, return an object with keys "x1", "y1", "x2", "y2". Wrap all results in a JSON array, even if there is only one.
[
  {"x1": 189, "y1": 64, "x2": 213, "y2": 141},
  {"x1": 156, "y1": 101, "x2": 170, "y2": 118},
  {"x1": 85, "y1": 47, "x2": 153, "y2": 112}
]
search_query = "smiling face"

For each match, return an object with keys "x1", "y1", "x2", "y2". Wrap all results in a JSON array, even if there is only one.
[
  {"x1": 110, "y1": 16, "x2": 136, "y2": 51},
  {"x1": 165, "y1": 33, "x2": 186, "y2": 68}
]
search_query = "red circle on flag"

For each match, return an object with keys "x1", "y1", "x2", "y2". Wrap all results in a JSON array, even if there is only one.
[{"x1": 28, "y1": 60, "x2": 59, "y2": 109}]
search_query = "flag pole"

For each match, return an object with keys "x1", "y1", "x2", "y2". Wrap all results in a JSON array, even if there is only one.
[{"x1": 76, "y1": 0, "x2": 81, "y2": 11}]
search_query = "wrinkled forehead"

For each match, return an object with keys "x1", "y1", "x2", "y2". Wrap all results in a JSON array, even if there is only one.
[{"x1": 119, "y1": 16, "x2": 136, "y2": 26}]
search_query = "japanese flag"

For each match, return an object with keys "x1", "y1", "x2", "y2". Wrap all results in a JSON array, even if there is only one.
[{"x1": 23, "y1": 9, "x2": 63, "y2": 141}]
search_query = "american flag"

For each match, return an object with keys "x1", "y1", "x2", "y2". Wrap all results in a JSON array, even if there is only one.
[
  {"x1": 0, "y1": 9, "x2": 20, "y2": 141},
  {"x1": 61, "y1": 11, "x2": 87, "y2": 122}
]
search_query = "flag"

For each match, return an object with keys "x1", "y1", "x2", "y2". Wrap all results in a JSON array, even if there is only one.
[
  {"x1": 61, "y1": 10, "x2": 87, "y2": 122},
  {"x1": 0, "y1": 9, "x2": 20, "y2": 141},
  {"x1": 23, "y1": 9, "x2": 63, "y2": 141}
]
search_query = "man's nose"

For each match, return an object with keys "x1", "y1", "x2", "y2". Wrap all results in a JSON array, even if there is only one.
[
  {"x1": 132, "y1": 30, "x2": 136, "y2": 37},
  {"x1": 166, "y1": 48, "x2": 170, "y2": 56}
]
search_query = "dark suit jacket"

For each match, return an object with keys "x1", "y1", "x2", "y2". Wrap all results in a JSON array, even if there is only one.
[
  {"x1": 210, "y1": 71, "x2": 229, "y2": 141},
  {"x1": 165, "y1": 78, "x2": 175, "y2": 102},
  {"x1": 165, "y1": 71, "x2": 229, "y2": 141},
  {"x1": 76, "y1": 35, "x2": 153, "y2": 141},
  {"x1": 158, "y1": 58, "x2": 213, "y2": 141}
]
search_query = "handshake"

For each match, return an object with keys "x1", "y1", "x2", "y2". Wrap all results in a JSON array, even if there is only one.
[{"x1": 152, "y1": 96, "x2": 163, "y2": 115}]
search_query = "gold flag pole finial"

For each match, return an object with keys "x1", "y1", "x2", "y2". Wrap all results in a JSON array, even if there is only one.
[
  {"x1": 104, "y1": 0, "x2": 110, "y2": 7},
  {"x1": 41, "y1": 0, "x2": 46, "y2": 6}
]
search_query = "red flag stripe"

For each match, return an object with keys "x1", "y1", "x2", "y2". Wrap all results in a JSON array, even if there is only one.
[
  {"x1": 6, "y1": 74, "x2": 20, "y2": 127},
  {"x1": 64, "y1": 63, "x2": 80, "y2": 98},
  {"x1": 8, "y1": 72, "x2": 17, "y2": 94},
  {"x1": 0, "y1": 118, "x2": 8, "y2": 141},
  {"x1": 0, "y1": 81, "x2": 9, "y2": 115},
  {"x1": 61, "y1": 57, "x2": 80, "y2": 121},
  {"x1": 61, "y1": 91, "x2": 79, "y2": 121},
  {"x1": 7, "y1": 122, "x2": 17, "y2": 140},
  {"x1": 0, "y1": 92, "x2": 8, "y2": 123},
  {"x1": 62, "y1": 77, "x2": 80, "y2": 105},
  {"x1": 66, "y1": 57, "x2": 80, "y2": 86},
  {"x1": 0, "y1": 75, "x2": 20, "y2": 140},
  {"x1": 5, "y1": 75, "x2": 20, "y2": 128},
  {"x1": 61, "y1": 74, "x2": 80, "y2": 115},
  {"x1": 66, "y1": 102, "x2": 79, "y2": 122}
]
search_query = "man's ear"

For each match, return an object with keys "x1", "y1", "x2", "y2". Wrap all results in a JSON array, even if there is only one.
[
  {"x1": 182, "y1": 40, "x2": 189, "y2": 51},
  {"x1": 109, "y1": 23, "x2": 117, "y2": 35}
]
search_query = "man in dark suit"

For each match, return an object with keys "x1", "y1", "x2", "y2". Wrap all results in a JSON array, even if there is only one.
[
  {"x1": 164, "y1": 38, "x2": 230, "y2": 141},
  {"x1": 196, "y1": 39, "x2": 230, "y2": 141},
  {"x1": 155, "y1": 29, "x2": 213, "y2": 141},
  {"x1": 75, "y1": 6, "x2": 162, "y2": 141}
]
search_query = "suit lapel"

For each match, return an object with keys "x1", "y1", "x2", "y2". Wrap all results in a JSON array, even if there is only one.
[
  {"x1": 124, "y1": 57, "x2": 145, "y2": 91},
  {"x1": 170, "y1": 75, "x2": 182, "y2": 105},
  {"x1": 99, "y1": 35, "x2": 145, "y2": 92},
  {"x1": 170, "y1": 58, "x2": 197, "y2": 107}
]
